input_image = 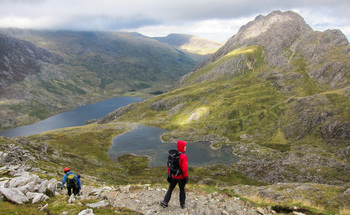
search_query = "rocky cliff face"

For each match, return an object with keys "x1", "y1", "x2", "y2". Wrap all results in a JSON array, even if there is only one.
[{"x1": 0, "y1": 33, "x2": 63, "y2": 89}]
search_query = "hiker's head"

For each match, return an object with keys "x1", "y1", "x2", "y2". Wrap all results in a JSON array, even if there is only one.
[
  {"x1": 64, "y1": 167, "x2": 70, "y2": 173},
  {"x1": 177, "y1": 140, "x2": 187, "y2": 153}
]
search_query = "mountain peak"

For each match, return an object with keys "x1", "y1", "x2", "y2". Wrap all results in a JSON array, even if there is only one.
[
  {"x1": 236, "y1": 10, "x2": 312, "y2": 43},
  {"x1": 195, "y1": 11, "x2": 313, "y2": 70}
]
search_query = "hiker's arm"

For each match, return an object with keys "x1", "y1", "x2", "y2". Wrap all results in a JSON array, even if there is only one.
[{"x1": 61, "y1": 175, "x2": 67, "y2": 188}]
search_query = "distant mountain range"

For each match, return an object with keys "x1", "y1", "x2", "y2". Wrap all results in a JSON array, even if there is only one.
[
  {"x1": 0, "y1": 30, "x2": 222, "y2": 130},
  {"x1": 101, "y1": 11, "x2": 350, "y2": 186},
  {"x1": 154, "y1": 33, "x2": 223, "y2": 55}
]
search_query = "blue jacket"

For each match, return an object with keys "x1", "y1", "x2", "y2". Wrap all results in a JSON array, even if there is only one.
[{"x1": 61, "y1": 172, "x2": 77, "y2": 188}]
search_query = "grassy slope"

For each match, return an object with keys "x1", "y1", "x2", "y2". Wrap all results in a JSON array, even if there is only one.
[
  {"x1": 102, "y1": 46, "x2": 286, "y2": 143},
  {"x1": 106, "y1": 44, "x2": 350, "y2": 144}
]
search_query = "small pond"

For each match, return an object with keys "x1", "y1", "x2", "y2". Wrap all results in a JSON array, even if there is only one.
[{"x1": 108, "y1": 125, "x2": 240, "y2": 167}]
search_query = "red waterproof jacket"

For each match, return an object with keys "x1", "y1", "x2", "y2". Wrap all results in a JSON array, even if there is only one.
[{"x1": 168, "y1": 140, "x2": 188, "y2": 179}]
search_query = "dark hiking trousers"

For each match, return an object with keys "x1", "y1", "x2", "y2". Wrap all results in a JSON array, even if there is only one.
[
  {"x1": 163, "y1": 177, "x2": 186, "y2": 206},
  {"x1": 67, "y1": 186, "x2": 79, "y2": 196}
]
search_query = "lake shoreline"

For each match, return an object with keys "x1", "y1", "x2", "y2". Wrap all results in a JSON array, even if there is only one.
[{"x1": 0, "y1": 97, "x2": 142, "y2": 138}]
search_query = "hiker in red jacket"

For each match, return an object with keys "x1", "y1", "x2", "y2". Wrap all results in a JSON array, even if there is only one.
[{"x1": 160, "y1": 140, "x2": 188, "y2": 209}]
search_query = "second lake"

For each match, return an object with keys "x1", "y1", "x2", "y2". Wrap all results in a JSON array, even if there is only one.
[{"x1": 109, "y1": 125, "x2": 240, "y2": 167}]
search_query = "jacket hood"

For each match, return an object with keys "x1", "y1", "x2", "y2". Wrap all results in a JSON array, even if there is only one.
[{"x1": 177, "y1": 140, "x2": 187, "y2": 153}]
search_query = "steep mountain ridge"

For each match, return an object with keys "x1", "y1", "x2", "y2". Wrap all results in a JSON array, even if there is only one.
[
  {"x1": 0, "y1": 33, "x2": 63, "y2": 89},
  {"x1": 100, "y1": 11, "x2": 350, "y2": 187}
]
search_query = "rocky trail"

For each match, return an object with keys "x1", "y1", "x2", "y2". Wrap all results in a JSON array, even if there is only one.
[
  {"x1": 80, "y1": 184, "x2": 274, "y2": 215},
  {"x1": 0, "y1": 163, "x2": 277, "y2": 215}
]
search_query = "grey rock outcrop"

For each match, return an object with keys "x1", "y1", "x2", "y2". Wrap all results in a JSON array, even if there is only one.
[
  {"x1": 78, "y1": 209, "x2": 94, "y2": 215},
  {"x1": 0, "y1": 164, "x2": 58, "y2": 204},
  {"x1": 0, "y1": 187, "x2": 30, "y2": 204},
  {"x1": 206, "y1": 11, "x2": 312, "y2": 67},
  {"x1": 86, "y1": 200, "x2": 109, "y2": 208},
  {"x1": 26, "y1": 192, "x2": 49, "y2": 204}
]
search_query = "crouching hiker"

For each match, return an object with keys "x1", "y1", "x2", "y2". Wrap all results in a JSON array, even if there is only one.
[
  {"x1": 61, "y1": 167, "x2": 79, "y2": 196},
  {"x1": 160, "y1": 140, "x2": 189, "y2": 209}
]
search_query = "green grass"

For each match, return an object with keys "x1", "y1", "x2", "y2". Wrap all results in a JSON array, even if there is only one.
[
  {"x1": 325, "y1": 92, "x2": 350, "y2": 120},
  {"x1": 0, "y1": 202, "x2": 46, "y2": 215}
]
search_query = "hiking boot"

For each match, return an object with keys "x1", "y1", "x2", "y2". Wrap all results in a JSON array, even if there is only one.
[
  {"x1": 181, "y1": 205, "x2": 185, "y2": 209},
  {"x1": 160, "y1": 201, "x2": 168, "y2": 208}
]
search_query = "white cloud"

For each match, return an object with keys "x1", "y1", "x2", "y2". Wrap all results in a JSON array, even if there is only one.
[
  {"x1": 0, "y1": 0, "x2": 349, "y2": 42},
  {"x1": 124, "y1": 17, "x2": 253, "y2": 42}
]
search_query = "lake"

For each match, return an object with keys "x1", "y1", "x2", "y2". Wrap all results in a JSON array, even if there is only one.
[
  {"x1": 0, "y1": 96, "x2": 142, "y2": 138},
  {"x1": 1, "y1": 96, "x2": 240, "y2": 167},
  {"x1": 109, "y1": 125, "x2": 240, "y2": 167}
]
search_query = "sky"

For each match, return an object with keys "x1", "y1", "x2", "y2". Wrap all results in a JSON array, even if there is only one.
[{"x1": 0, "y1": 0, "x2": 349, "y2": 43}]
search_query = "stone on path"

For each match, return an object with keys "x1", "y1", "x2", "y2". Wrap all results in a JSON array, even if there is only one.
[
  {"x1": 86, "y1": 200, "x2": 109, "y2": 208},
  {"x1": 78, "y1": 209, "x2": 94, "y2": 215}
]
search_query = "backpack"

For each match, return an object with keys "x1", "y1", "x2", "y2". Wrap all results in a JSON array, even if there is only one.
[
  {"x1": 167, "y1": 149, "x2": 182, "y2": 176},
  {"x1": 67, "y1": 173, "x2": 78, "y2": 187}
]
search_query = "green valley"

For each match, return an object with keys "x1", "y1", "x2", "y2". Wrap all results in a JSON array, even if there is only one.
[{"x1": 0, "y1": 30, "x2": 222, "y2": 131}]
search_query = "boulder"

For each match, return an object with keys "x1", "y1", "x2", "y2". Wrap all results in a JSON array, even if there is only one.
[
  {"x1": 6, "y1": 172, "x2": 40, "y2": 188},
  {"x1": 78, "y1": 209, "x2": 94, "y2": 215},
  {"x1": 86, "y1": 200, "x2": 108, "y2": 208},
  {"x1": 26, "y1": 192, "x2": 49, "y2": 204},
  {"x1": 0, "y1": 152, "x2": 8, "y2": 165},
  {"x1": 0, "y1": 193, "x2": 4, "y2": 201},
  {"x1": 0, "y1": 179, "x2": 9, "y2": 188},
  {"x1": 0, "y1": 187, "x2": 30, "y2": 204},
  {"x1": 68, "y1": 194, "x2": 75, "y2": 204},
  {"x1": 119, "y1": 185, "x2": 131, "y2": 193},
  {"x1": 17, "y1": 182, "x2": 36, "y2": 194},
  {"x1": 46, "y1": 178, "x2": 57, "y2": 196},
  {"x1": 40, "y1": 203, "x2": 48, "y2": 211},
  {"x1": 344, "y1": 188, "x2": 350, "y2": 194},
  {"x1": 37, "y1": 179, "x2": 49, "y2": 193}
]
